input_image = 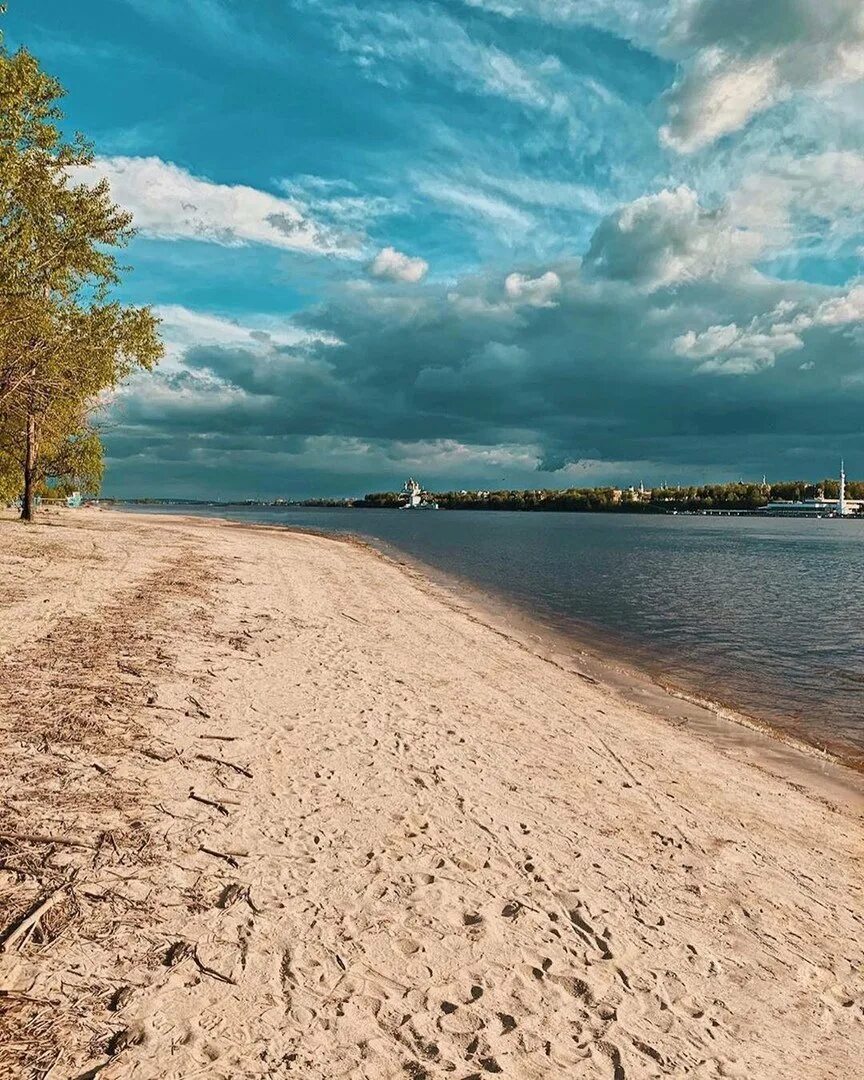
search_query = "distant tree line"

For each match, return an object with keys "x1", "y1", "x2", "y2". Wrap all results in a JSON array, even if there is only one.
[
  {"x1": 355, "y1": 492, "x2": 405, "y2": 508},
  {"x1": 433, "y1": 488, "x2": 626, "y2": 511},
  {"x1": 358, "y1": 480, "x2": 864, "y2": 513},
  {"x1": 296, "y1": 498, "x2": 356, "y2": 507}
]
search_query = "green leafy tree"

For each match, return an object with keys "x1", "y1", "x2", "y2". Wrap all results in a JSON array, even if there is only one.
[{"x1": 0, "y1": 35, "x2": 162, "y2": 519}]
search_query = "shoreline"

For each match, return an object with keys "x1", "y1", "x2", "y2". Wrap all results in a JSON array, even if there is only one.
[
  {"x1": 121, "y1": 505, "x2": 864, "y2": 804},
  {"x1": 356, "y1": 530, "x2": 864, "y2": 792},
  {"x1": 2, "y1": 507, "x2": 862, "y2": 1078}
]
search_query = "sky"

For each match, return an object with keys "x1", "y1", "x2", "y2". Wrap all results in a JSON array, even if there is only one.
[{"x1": 8, "y1": 0, "x2": 864, "y2": 497}]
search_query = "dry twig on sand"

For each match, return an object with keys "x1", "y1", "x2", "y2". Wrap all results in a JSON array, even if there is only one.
[
  {"x1": 0, "y1": 832, "x2": 95, "y2": 849},
  {"x1": 0, "y1": 883, "x2": 73, "y2": 952},
  {"x1": 191, "y1": 947, "x2": 236, "y2": 985},
  {"x1": 189, "y1": 791, "x2": 230, "y2": 815},
  {"x1": 199, "y1": 845, "x2": 247, "y2": 868},
  {"x1": 195, "y1": 752, "x2": 253, "y2": 778}
]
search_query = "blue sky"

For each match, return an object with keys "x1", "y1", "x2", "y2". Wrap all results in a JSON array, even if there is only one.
[{"x1": 8, "y1": 0, "x2": 864, "y2": 496}]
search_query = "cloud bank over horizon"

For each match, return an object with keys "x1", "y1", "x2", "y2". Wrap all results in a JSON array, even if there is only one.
[{"x1": 16, "y1": 0, "x2": 864, "y2": 496}]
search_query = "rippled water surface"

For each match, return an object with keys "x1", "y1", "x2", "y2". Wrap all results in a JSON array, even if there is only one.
[{"x1": 124, "y1": 505, "x2": 864, "y2": 757}]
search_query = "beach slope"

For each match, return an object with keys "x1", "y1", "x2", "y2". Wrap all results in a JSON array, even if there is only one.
[{"x1": 0, "y1": 509, "x2": 861, "y2": 1079}]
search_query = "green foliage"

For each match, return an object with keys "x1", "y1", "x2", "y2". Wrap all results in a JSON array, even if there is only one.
[
  {"x1": 0, "y1": 31, "x2": 162, "y2": 518},
  {"x1": 355, "y1": 492, "x2": 405, "y2": 508},
  {"x1": 434, "y1": 487, "x2": 639, "y2": 511},
  {"x1": 43, "y1": 424, "x2": 104, "y2": 496}
]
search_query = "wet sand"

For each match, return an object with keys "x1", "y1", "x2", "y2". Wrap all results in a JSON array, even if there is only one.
[{"x1": 1, "y1": 508, "x2": 862, "y2": 1078}]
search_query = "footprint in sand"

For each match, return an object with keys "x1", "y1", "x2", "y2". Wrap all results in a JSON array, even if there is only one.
[{"x1": 498, "y1": 1012, "x2": 517, "y2": 1034}]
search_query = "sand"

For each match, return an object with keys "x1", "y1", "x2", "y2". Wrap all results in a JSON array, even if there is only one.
[{"x1": 0, "y1": 508, "x2": 861, "y2": 1079}]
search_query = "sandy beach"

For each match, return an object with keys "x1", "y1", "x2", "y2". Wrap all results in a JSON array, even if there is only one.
[{"x1": 0, "y1": 509, "x2": 862, "y2": 1079}]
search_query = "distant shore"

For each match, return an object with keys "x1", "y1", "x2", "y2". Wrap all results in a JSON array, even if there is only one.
[
  {"x1": 111, "y1": 493, "x2": 864, "y2": 518},
  {"x1": 1, "y1": 507, "x2": 862, "y2": 1078}
]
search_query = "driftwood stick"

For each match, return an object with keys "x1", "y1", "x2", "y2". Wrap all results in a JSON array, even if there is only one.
[
  {"x1": 139, "y1": 747, "x2": 176, "y2": 763},
  {"x1": 41, "y1": 1048, "x2": 63, "y2": 1078},
  {"x1": 0, "y1": 990, "x2": 61, "y2": 1004},
  {"x1": 192, "y1": 948, "x2": 237, "y2": 985},
  {"x1": 196, "y1": 753, "x2": 253, "y2": 778},
  {"x1": 186, "y1": 695, "x2": 210, "y2": 718},
  {"x1": 0, "y1": 832, "x2": 95, "y2": 849},
  {"x1": 191, "y1": 790, "x2": 241, "y2": 806},
  {"x1": 189, "y1": 792, "x2": 229, "y2": 816},
  {"x1": 199, "y1": 846, "x2": 248, "y2": 868},
  {"x1": 0, "y1": 884, "x2": 71, "y2": 952}
]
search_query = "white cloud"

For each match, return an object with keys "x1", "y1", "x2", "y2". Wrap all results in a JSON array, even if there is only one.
[
  {"x1": 729, "y1": 152, "x2": 864, "y2": 237},
  {"x1": 763, "y1": 152, "x2": 864, "y2": 250},
  {"x1": 445, "y1": 291, "x2": 514, "y2": 320},
  {"x1": 330, "y1": 3, "x2": 572, "y2": 113},
  {"x1": 673, "y1": 320, "x2": 805, "y2": 373},
  {"x1": 504, "y1": 270, "x2": 561, "y2": 306},
  {"x1": 155, "y1": 305, "x2": 340, "y2": 370},
  {"x1": 582, "y1": 155, "x2": 864, "y2": 293},
  {"x1": 661, "y1": 53, "x2": 779, "y2": 153},
  {"x1": 120, "y1": 0, "x2": 282, "y2": 63},
  {"x1": 477, "y1": 173, "x2": 611, "y2": 215},
  {"x1": 116, "y1": 367, "x2": 248, "y2": 413},
  {"x1": 416, "y1": 177, "x2": 536, "y2": 235},
  {"x1": 672, "y1": 281, "x2": 864, "y2": 374},
  {"x1": 279, "y1": 175, "x2": 396, "y2": 231},
  {"x1": 460, "y1": 0, "x2": 671, "y2": 49},
  {"x1": 673, "y1": 322, "x2": 744, "y2": 359},
  {"x1": 368, "y1": 246, "x2": 429, "y2": 284},
  {"x1": 662, "y1": 0, "x2": 864, "y2": 152},
  {"x1": 585, "y1": 186, "x2": 763, "y2": 289},
  {"x1": 812, "y1": 284, "x2": 864, "y2": 327},
  {"x1": 386, "y1": 436, "x2": 542, "y2": 473},
  {"x1": 70, "y1": 156, "x2": 362, "y2": 256},
  {"x1": 158, "y1": 305, "x2": 338, "y2": 348}
]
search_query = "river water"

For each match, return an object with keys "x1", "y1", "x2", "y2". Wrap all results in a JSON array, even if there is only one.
[{"x1": 123, "y1": 505, "x2": 864, "y2": 762}]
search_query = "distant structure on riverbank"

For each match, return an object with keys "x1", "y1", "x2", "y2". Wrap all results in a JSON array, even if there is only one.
[
  {"x1": 399, "y1": 478, "x2": 438, "y2": 510},
  {"x1": 757, "y1": 463, "x2": 863, "y2": 517}
]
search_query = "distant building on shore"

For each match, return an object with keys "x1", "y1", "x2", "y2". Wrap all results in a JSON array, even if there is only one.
[
  {"x1": 399, "y1": 478, "x2": 438, "y2": 510},
  {"x1": 621, "y1": 482, "x2": 651, "y2": 503},
  {"x1": 757, "y1": 463, "x2": 863, "y2": 517}
]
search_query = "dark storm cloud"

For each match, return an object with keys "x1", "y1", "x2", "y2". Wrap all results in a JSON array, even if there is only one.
[{"x1": 109, "y1": 241, "x2": 864, "y2": 495}]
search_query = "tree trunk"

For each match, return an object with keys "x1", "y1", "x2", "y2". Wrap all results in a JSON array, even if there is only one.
[{"x1": 20, "y1": 410, "x2": 37, "y2": 522}]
